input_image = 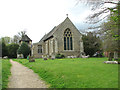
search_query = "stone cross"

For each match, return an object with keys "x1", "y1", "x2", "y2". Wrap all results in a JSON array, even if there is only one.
[{"x1": 66, "y1": 14, "x2": 68, "y2": 17}]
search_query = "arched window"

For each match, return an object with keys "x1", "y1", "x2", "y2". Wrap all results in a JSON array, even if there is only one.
[
  {"x1": 64, "y1": 28, "x2": 73, "y2": 50},
  {"x1": 38, "y1": 45, "x2": 42, "y2": 54}
]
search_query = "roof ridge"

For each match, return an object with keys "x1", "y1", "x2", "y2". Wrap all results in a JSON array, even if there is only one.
[
  {"x1": 20, "y1": 34, "x2": 32, "y2": 42},
  {"x1": 39, "y1": 17, "x2": 72, "y2": 42}
]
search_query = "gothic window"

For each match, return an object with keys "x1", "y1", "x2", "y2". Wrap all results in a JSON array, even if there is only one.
[
  {"x1": 38, "y1": 45, "x2": 42, "y2": 53},
  {"x1": 64, "y1": 28, "x2": 73, "y2": 50}
]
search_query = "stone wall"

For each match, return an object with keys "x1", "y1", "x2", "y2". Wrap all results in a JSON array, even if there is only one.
[
  {"x1": 32, "y1": 43, "x2": 43, "y2": 58},
  {"x1": 44, "y1": 38, "x2": 55, "y2": 56},
  {"x1": 53, "y1": 17, "x2": 84, "y2": 57}
]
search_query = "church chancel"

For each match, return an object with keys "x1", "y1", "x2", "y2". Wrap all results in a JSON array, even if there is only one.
[{"x1": 32, "y1": 16, "x2": 84, "y2": 58}]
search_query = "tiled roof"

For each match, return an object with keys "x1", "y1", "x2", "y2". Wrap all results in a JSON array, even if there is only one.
[
  {"x1": 19, "y1": 35, "x2": 32, "y2": 42},
  {"x1": 39, "y1": 17, "x2": 80, "y2": 42},
  {"x1": 39, "y1": 18, "x2": 67, "y2": 42}
]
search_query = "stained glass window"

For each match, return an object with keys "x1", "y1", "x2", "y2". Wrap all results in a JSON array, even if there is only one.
[
  {"x1": 64, "y1": 37, "x2": 66, "y2": 50},
  {"x1": 70, "y1": 37, "x2": 73, "y2": 50},
  {"x1": 64, "y1": 28, "x2": 73, "y2": 50}
]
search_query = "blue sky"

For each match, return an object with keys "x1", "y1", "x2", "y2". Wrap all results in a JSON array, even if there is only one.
[{"x1": 0, "y1": 0, "x2": 95, "y2": 43}]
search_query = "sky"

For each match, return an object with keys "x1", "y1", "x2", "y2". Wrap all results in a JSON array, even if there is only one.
[{"x1": 0, "y1": 0, "x2": 95, "y2": 43}]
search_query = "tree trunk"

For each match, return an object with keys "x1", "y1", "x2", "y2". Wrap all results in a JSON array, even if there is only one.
[{"x1": 108, "y1": 52, "x2": 113, "y2": 61}]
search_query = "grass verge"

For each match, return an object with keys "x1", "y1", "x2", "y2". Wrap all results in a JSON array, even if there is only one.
[
  {"x1": 2, "y1": 59, "x2": 11, "y2": 89},
  {"x1": 0, "y1": 59, "x2": 2, "y2": 90},
  {"x1": 14, "y1": 58, "x2": 118, "y2": 88}
]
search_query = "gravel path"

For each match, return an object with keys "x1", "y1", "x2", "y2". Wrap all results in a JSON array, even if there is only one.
[{"x1": 8, "y1": 59, "x2": 48, "y2": 88}]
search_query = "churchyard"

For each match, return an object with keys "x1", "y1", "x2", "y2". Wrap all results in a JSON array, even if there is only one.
[
  {"x1": 1, "y1": 0, "x2": 120, "y2": 89},
  {"x1": 9, "y1": 58, "x2": 118, "y2": 88}
]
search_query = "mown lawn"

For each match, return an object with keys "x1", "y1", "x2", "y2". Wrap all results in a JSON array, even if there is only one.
[
  {"x1": 2, "y1": 59, "x2": 11, "y2": 89},
  {"x1": 14, "y1": 58, "x2": 118, "y2": 88}
]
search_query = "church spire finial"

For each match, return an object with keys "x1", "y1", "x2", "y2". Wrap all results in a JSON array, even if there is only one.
[{"x1": 66, "y1": 14, "x2": 68, "y2": 17}]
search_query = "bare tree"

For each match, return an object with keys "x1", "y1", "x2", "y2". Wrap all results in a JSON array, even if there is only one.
[
  {"x1": 77, "y1": 0, "x2": 120, "y2": 60},
  {"x1": 12, "y1": 35, "x2": 21, "y2": 44},
  {"x1": 12, "y1": 30, "x2": 27, "y2": 44},
  {"x1": 77, "y1": 0, "x2": 119, "y2": 24},
  {"x1": 18, "y1": 30, "x2": 27, "y2": 37}
]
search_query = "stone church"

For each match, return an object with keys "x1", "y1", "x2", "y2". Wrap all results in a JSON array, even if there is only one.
[{"x1": 32, "y1": 17, "x2": 84, "y2": 58}]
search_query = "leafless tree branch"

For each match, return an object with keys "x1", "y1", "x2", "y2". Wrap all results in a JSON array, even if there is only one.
[{"x1": 104, "y1": 1, "x2": 118, "y2": 4}]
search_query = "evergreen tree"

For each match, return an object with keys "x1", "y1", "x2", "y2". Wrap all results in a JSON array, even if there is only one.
[
  {"x1": 2, "y1": 42, "x2": 8, "y2": 57},
  {"x1": 7, "y1": 43, "x2": 19, "y2": 58},
  {"x1": 82, "y1": 32, "x2": 102, "y2": 57},
  {"x1": 17, "y1": 42, "x2": 31, "y2": 58}
]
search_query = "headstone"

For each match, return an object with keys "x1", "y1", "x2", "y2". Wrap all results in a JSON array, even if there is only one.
[
  {"x1": 81, "y1": 55, "x2": 89, "y2": 58},
  {"x1": 67, "y1": 56, "x2": 71, "y2": 58},
  {"x1": 3, "y1": 56, "x2": 8, "y2": 59},
  {"x1": 104, "y1": 61, "x2": 118, "y2": 64},
  {"x1": 51, "y1": 55, "x2": 55, "y2": 60},
  {"x1": 43, "y1": 58, "x2": 47, "y2": 60},
  {"x1": 17, "y1": 54, "x2": 24, "y2": 58},
  {"x1": 29, "y1": 56, "x2": 35, "y2": 62},
  {"x1": 29, "y1": 59, "x2": 35, "y2": 62}
]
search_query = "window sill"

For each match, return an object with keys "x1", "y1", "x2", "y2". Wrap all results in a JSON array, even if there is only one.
[
  {"x1": 63, "y1": 50, "x2": 74, "y2": 52},
  {"x1": 38, "y1": 53, "x2": 43, "y2": 54}
]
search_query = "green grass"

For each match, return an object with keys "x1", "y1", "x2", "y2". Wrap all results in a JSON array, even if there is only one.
[
  {"x1": 0, "y1": 59, "x2": 2, "y2": 90},
  {"x1": 14, "y1": 58, "x2": 118, "y2": 88},
  {"x1": 2, "y1": 59, "x2": 11, "y2": 89}
]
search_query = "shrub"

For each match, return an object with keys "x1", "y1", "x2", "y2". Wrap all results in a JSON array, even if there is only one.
[
  {"x1": 55, "y1": 53, "x2": 65, "y2": 59},
  {"x1": 61, "y1": 54, "x2": 65, "y2": 58},
  {"x1": 7, "y1": 43, "x2": 19, "y2": 58},
  {"x1": 2, "y1": 42, "x2": 8, "y2": 57}
]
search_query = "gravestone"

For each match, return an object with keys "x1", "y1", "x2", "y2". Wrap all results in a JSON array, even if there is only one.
[
  {"x1": 29, "y1": 56, "x2": 35, "y2": 62},
  {"x1": 42, "y1": 55, "x2": 48, "y2": 60},
  {"x1": 104, "y1": 61, "x2": 118, "y2": 64},
  {"x1": 17, "y1": 54, "x2": 24, "y2": 59}
]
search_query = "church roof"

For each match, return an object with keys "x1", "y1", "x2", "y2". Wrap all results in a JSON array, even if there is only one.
[
  {"x1": 39, "y1": 34, "x2": 47, "y2": 43},
  {"x1": 43, "y1": 23, "x2": 61, "y2": 41},
  {"x1": 39, "y1": 17, "x2": 68, "y2": 42},
  {"x1": 19, "y1": 35, "x2": 32, "y2": 42},
  {"x1": 39, "y1": 17, "x2": 80, "y2": 42}
]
